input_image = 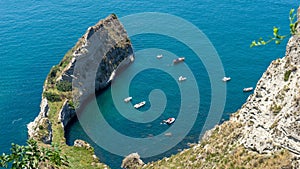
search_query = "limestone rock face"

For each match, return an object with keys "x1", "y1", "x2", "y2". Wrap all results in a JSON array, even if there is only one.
[
  {"x1": 229, "y1": 34, "x2": 300, "y2": 168},
  {"x1": 58, "y1": 100, "x2": 75, "y2": 128},
  {"x1": 121, "y1": 153, "x2": 144, "y2": 169},
  {"x1": 27, "y1": 98, "x2": 52, "y2": 144},
  {"x1": 66, "y1": 14, "x2": 134, "y2": 104},
  {"x1": 74, "y1": 139, "x2": 92, "y2": 149}
]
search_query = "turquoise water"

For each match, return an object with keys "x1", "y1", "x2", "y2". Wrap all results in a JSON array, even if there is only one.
[{"x1": 0, "y1": 0, "x2": 298, "y2": 168}]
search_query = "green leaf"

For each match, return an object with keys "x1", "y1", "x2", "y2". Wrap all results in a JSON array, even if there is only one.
[
  {"x1": 290, "y1": 9, "x2": 295, "y2": 16},
  {"x1": 273, "y1": 27, "x2": 279, "y2": 35}
]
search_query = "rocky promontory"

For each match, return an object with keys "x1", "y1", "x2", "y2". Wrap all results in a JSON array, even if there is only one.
[{"x1": 27, "y1": 14, "x2": 133, "y2": 168}]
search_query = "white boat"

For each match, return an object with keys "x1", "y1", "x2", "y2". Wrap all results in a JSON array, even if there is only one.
[
  {"x1": 222, "y1": 77, "x2": 231, "y2": 82},
  {"x1": 156, "y1": 54, "x2": 163, "y2": 59},
  {"x1": 173, "y1": 57, "x2": 185, "y2": 64},
  {"x1": 163, "y1": 117, "x2": 175, "y2": 125},
  {"x1": 243, "y1": 87, "x2": 253, "y2": 92},
  {"x1": 134, "y1": 101, "x2": 146, "y2": 109},
  {"x1": 124, "y1": 97, "x2": 132, "y2": 103},
  {"x1": 178, "y1": 76, "x2": 187, "y2": 82}
]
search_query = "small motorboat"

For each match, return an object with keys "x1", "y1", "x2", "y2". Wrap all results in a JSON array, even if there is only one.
[
  {"x1": 178, "y1": 76, "x2": 187, "y2": 82},
  {"x1": 173, "y1": 57, "x2": 185, "y2": 64},
  {"x1": 124, "y1": 97, "x2": 132, "y2": 103},
  {"x1": 222, "y1": 77, "x2": 231, "y2": 82},
  {"x1": 243, "y1": 87, "x2": 253, "y2": 92},
  {"x1": 163, "y1": 117, "x2": 175, "y2": 125},
  {"x1": 156, "y1": 54, "x2": 163, "y2": 59},
  {"x1": 134, "y1": 101, "x2": 146, "y2": 109}
]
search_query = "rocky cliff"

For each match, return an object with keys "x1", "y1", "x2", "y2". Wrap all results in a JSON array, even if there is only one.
[
  {"x1": 27, "y1": 14, "x2": 133, "y2": 168},
  {"x1": 232, "y1": 35, "x2": 300, "y2": 157},
  {"x1": 28, "y1": 14, "x2": 133, "y2": 144}
]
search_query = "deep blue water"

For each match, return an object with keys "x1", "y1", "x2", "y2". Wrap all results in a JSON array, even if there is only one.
[{"x1": 0, "y1": 0, "x2": 298, "y2": 168}]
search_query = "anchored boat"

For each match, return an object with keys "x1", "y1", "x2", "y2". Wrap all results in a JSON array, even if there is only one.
[
  {"x1": 178, "y1": 76, "x2": 187, "y2": 82},
  {"x1": 134, "y1": 101, "x2": 146, "y2": 109},
  {"x1": 163, "y1": 117, "x2": 175, "y2": 125},
  {"x1": 124, "y1": 97, "x2": 132, "y2": 103},
  {"x1": 222, "y1": 77, "x2": 231, "y2": 82},
  {"x1": 173, "y1": 57, "x2": 185, "y2": 64},
  {"x1": 243, "y1": 87, "x2": 253, "y2": 92},
  {"x1": 156, "y1": 54, "x2": 163, "y2": 59}
]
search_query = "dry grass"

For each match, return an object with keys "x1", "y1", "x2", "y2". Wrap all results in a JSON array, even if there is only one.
[{"x1": 143, "y1": 121, "x2": 292, "y2": 169}]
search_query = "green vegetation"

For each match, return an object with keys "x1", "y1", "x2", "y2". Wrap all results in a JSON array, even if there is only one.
[
  {"x1": 48, "y1": 66, "x2": 60, "y2": 85},
  {"x1": 270, "y1": 119, "x2": 279, "y2": 129},
  {"x1": 111, "y1": 13, "x2": 117, "y2": 19},
  {"x1": 0, "y1": 139, "x2": 68, "y2": 169},
  {"x1": 43, "y1": 92, "x2": 61, "y2": 102},
  {"x1": 284, "y1": 70, "x2": 292, "y2": 81},
  {"x1": 68, "y1": 100, "x2": 76, "y2": 109},
  {"x1": 250, "y1": 9, "x2": 298, "y2": 47},
  {"x1": 270, "y1": 104, "x2": 282, "y2": 115},
  {"x1": 57, "y1": 80, "x2": 72, "y2": 92}
]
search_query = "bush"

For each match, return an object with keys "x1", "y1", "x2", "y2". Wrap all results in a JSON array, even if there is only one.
[
  {"x1": 43, "y1": 92, "x2": 61, "y2": 102},
  {"x1": 47, "y1": 66, "x2": 60, "y2": 85},
  {"x1": 50, "y1": 66, "x2": 60, "y2": 78},
  {"x1": 56, "y1": 80, "x2": 72, "y2": 92},
  {"x1": 270, "y1": 104, "x2": 282, "y2": 115},
  {"x1": 38, "y1": 125, "x2": 44, "y2": 130},
  {"x1": 68, "y1": 100, "x2": 77, "y2": 109},
  {"x1": 0, "y1": 139, "x2": 68, "y2": 168},
  {"x1": 284, "y1": 70, "x2": 291, "y2": 81}
]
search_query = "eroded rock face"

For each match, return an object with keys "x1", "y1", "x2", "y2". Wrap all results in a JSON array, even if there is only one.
[
  {"x1": 74, "y1": 139, "x2": 92, "y2": 150},
  {"x1": 27, "y1": 98, "x2": 52, "y2": 144},
  {"x1": 233, "y1": 34, "x2": 300, "y2": 156},
  {"x1": 58, "y1": 100, "x2": 75, "y2": 129},
  {"x1": 66, "y1": 14, "x2": 134, "y2": 104},
  {"x1": 121, "y1": 153, "x2": 144, "y2": 169}
]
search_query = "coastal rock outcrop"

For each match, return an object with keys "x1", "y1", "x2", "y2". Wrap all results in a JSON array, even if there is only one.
[
  {"x1": 121, "y1": 153, "x2": 144, "y2": 169},
  {"x1": 231, "y1": 33, "x2": 300, "y2": 166},
  {"x1": 64, "y1": 14, "x2": 134, "y2": 104},
  {"x1": 74, "y1": 139, "x2": 92, "y2": 150},
  {"x1": 28, "y1": 13, "x2": 134, "y2": 148},
  {"x1": 27, "y1": 98, "x2": 52, "y2": 144},
  {"x1": 58, "y1": 99, "x2": 76, "y2": 129}
]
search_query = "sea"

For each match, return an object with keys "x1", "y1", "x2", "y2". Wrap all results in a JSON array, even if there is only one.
[{"x1": 0, "y1": 1, "x2": 298, "y2": 168}]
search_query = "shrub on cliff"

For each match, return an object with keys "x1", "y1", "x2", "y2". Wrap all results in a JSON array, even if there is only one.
[
  {"x1": 43, "y1": 92, "x2": 61, "y2": 102},
  {"x1": 0, "y1": 139, "x2": 68, "y2": 169},
  {"x1": 56, "y1": 80, "x2": 72, "y2": 92},
  {"x1": 47, "y1": 66, "x2": 60, "y2": 85},
  {"x1": 284, "y1": 70, "x2": 292, "y2": 81}
]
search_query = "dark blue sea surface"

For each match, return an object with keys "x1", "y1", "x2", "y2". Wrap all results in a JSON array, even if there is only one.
[{"x1": 0, "y1": 0, "x2": 298, "y2": 168}]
